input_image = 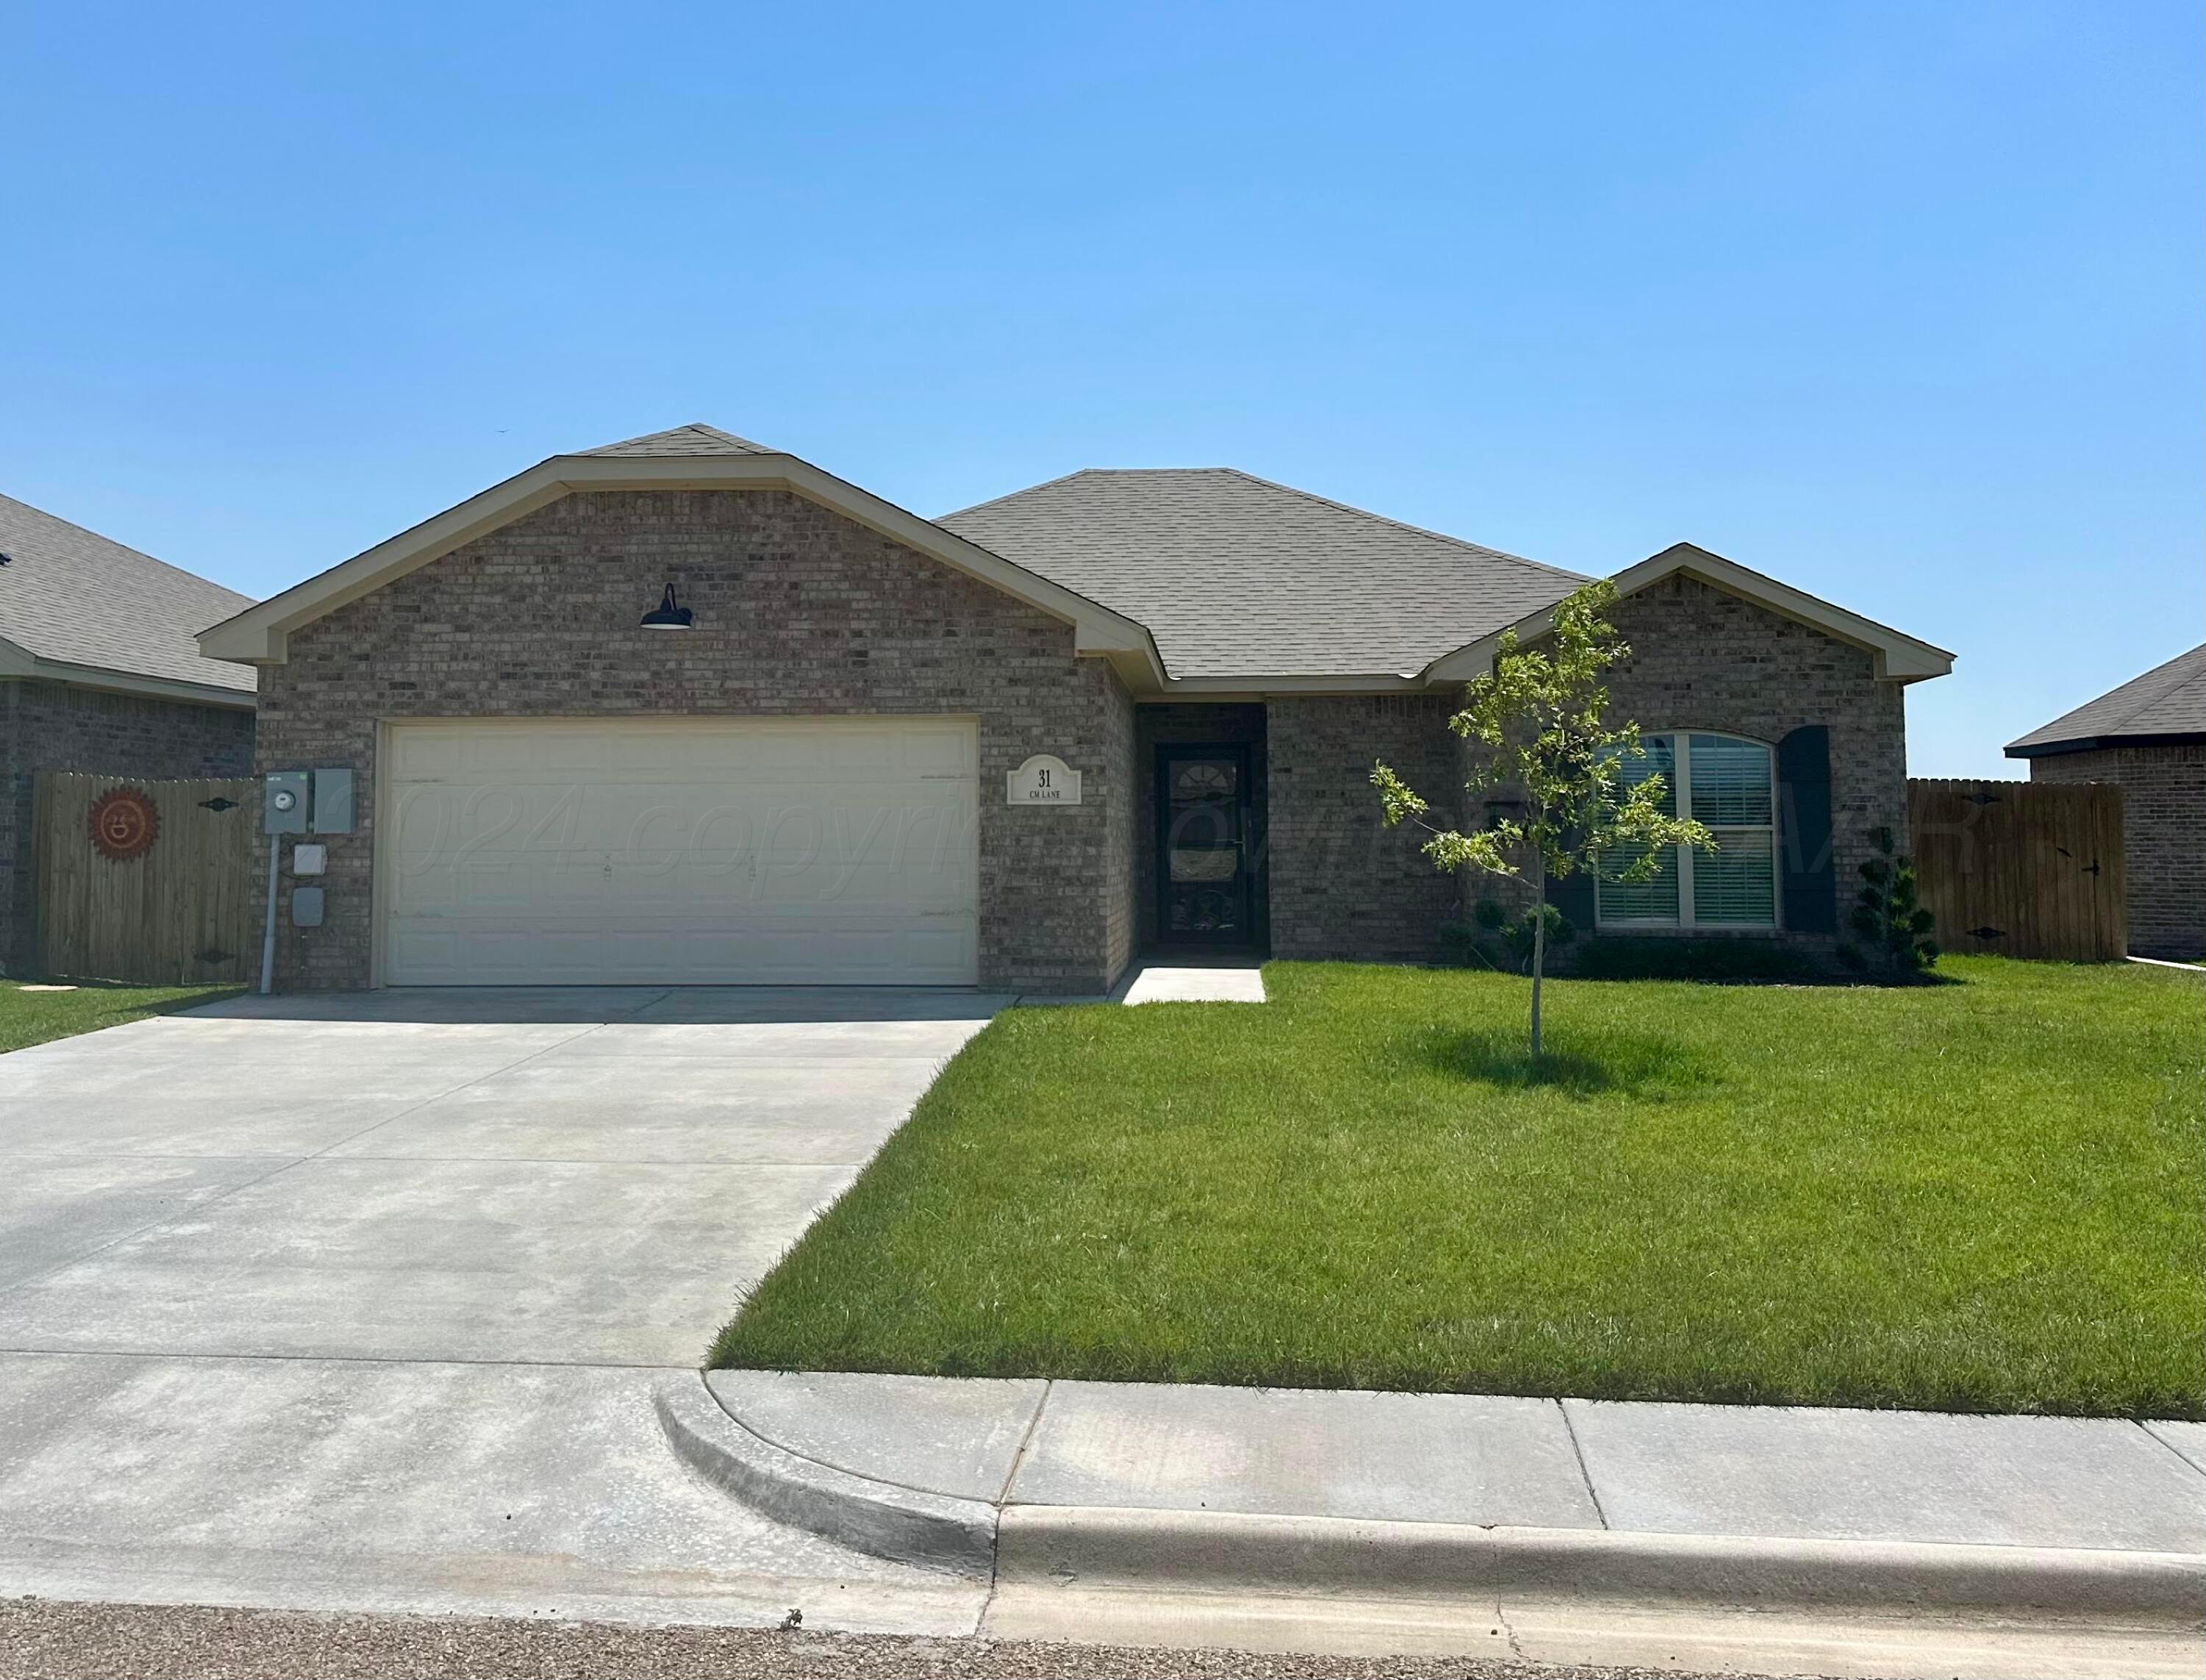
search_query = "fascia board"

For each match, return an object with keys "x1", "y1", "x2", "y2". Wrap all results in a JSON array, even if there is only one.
[
  {"x1": 1158, "y1": 672, "x2": 1432, "y2": 697},
  {"x1": 196, "y1": 457, "x2": 574, "y2": 664},
  {"x1": 2006, "y1": 732, "x2": 2206, "y2": 758},
  {"x1": 1418, "y1": 545, "x2": 1956, "y2": 686},
  {"x1": 197, "y1": 453, "x2": 1168, "y2": 689},
  {"x1": 0, "y1": 636, "x2": 257, "y2": 708}
]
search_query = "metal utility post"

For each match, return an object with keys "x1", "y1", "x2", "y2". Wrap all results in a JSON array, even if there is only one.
[{"x1": 260, "y1": 772, "x2": 310, "y2": 994}]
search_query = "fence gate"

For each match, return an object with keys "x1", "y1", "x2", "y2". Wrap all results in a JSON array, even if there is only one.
[
  {"x1": 1907, "y1": 779, "x2": 2127, "y2": 962},
  {"x1": 33, "y1": 773, "x2": 257, "y2": 984}
]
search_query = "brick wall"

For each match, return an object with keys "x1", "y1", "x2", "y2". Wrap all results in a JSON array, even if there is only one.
[
  {"x1": 254, "y1": 487, "x2": 1136, "y2": 993},
  {"x1": 1266, "y1": 694, "x2": 1462, "y2": 962},
  {"x1": 1099, "y1": 679, "x2": 1138, "y2": 983},
  {"x1": 1, "y1": 678, "x2": 256, "y2": 975},
  {"x1": 1259, "y1": 582, "x2": 1910, "y2": 966},
  {"x1": 2030, "y1": 743, "x2": 2206, "y2": 959},
  {"x1": 1596, "y1": 573, "x2": 1910, "y2": 943},
  {"x1": 1434, "y1": 573, "x2": 1911, "y2": 959}
]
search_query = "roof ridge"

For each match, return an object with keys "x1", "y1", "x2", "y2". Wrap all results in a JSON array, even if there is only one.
[
  {"x1": 936, "y1": 466, "x2": 1100, "y2": 523},
  {"x1": 577, "y1": 422, "x2": 776, "y2": 457},
  {"x1": 1208, "y1": 468, "x2": 1590, "y2": 583},
  {"x1": 945, "y1": 465, "x2": 1589, "y2": 585}
]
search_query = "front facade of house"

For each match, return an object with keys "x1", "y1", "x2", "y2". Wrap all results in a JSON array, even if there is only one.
[
  {"x1": 0, "y1": 493, "x2": 257, "y2": 976},
  {"x1": 2008, "y1": 643, "x2": 2206, "y2": 961},
  {"x1": 203, "y1": 426, "x2": 1950, "y2": 993}
]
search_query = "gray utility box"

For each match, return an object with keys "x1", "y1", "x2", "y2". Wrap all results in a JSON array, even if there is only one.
[
  {"x1": 312, "y1": 768, "x2": 355, "y2": 834},
  {"x1": 264, "y1": 771, "x2": 310, "y2": 836},
  {"x1": 291, "y1": 887, "x2": 326, "y2": 928}
]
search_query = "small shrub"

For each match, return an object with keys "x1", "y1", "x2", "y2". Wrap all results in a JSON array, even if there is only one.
[
  {"x1": 1839, "y1": 826, "x2": 1938, "y2": 976},
  {"x1": 1439, "y1": 899, "x2": 1577, "y2": 973}
]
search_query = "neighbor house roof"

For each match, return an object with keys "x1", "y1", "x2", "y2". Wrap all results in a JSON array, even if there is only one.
[
  {"x1": 937, "y1": 468, "x2": 1588, "y2": 680},
  {"x1": 0, "y1": 490, "x2": 257, "y2": 706},
  {"x1": 2006, "y1": 643, "x2": 2206, "y2": 757},
  {"x1": 199, "y1": 423, "x2": 1954, "y2": 694}
]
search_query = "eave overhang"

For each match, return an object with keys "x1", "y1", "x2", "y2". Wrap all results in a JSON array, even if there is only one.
[
  {"x1": 0, "y1": 635, "x2": 257, "y2": 709},
  {"x1": 197, "y1": 451, "x2": 1168, "y2": 690},
  {"x1": 2005, "y1": 732, "x2": 2206, "y2": 759},
  {"x1": 1418, "y1": 542, "x2": 1955, "y2": 687}
]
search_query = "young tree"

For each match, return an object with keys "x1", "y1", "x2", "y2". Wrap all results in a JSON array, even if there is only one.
[{"x1": 1371, "y1": 580, "x2": 1713, "y2": 1057}]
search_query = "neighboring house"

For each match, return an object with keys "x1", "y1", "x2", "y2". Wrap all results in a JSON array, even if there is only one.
[
  {"x1": 0, "y1": 493, "x2": 258, "y2": 976},
  {"x1": 2006, "y1": 644, "x2": 2206, "y2": 961},
  {"x1": 199, "y1": 425, "x2": 1952, "y2": 993}
]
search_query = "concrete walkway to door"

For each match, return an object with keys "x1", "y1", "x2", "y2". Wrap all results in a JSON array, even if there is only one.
[{"x1": 0, "y1": 985, "x2": 1009, "y2": 1629}]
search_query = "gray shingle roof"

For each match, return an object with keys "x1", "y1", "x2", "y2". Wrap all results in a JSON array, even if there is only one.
[
  {"x1": 0, "y1": 492, "x2": 256, "y2": 694},
  {"x1": 580, "y1": 423, "x2": 774, "y2": 458},
  {"x1": 2007, "y1": 643, "x2": 2206, "y2": 754},
  {"x1": 938, "y1": 468, "x2": 1585, "y2": 679}
]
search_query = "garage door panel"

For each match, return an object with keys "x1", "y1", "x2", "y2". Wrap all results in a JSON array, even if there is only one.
[{"x1": 380, "y1": 720, "x2": 980, "y2": 986}]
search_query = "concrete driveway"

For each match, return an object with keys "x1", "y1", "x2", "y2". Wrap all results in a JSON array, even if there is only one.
[{"x1": 0, "y1": 986, "x2": 1007, "y2": 1626}]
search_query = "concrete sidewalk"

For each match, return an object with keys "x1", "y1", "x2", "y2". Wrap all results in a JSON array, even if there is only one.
[
  {"x1": 663, "y1": 1370, "x2": 2206, "y2": 1676},
  {"x1": 687, "y1": 1370, "x2": 2205, "y2": 1552}
]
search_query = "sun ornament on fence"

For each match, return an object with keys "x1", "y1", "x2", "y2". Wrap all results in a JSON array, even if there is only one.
[{"x1": 88, "y1": 787, "x2": 160, "y2": 862}]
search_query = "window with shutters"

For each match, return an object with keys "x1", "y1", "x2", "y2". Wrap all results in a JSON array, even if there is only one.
[{"x1": 1596, "y1": 733, "x2": 1777, "y2": 929}]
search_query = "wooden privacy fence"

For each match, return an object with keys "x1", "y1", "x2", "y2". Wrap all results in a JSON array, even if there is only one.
[
  {"x1": 34, "y1": 773, "x2": 257, "y2": 984},
  {"x1": 1908, "y1": 778, "x2": 2126, "y2": 962}
]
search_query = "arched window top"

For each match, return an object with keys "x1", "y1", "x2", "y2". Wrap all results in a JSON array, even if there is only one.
[
  {"x1": 1679, "y1": 733, "x2": 1773, "y2": 827},
  {"x1": 1599, "y1": 733, "x2": 1777, "y2": 930}
]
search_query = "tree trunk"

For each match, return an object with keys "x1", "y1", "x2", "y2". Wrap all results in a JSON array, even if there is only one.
[{"x1": 1530, "y1": 857, "x2": 1546, "y2": 1059}]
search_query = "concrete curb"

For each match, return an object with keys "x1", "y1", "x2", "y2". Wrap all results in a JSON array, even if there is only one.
[
  {"x1": 996, "y1": 1505, "x2": 2206, "y2": 1623},
  {"x1": 664, "y1": 1378, "x2": 2206, "y2": 1624},
  {"x1": 652, "y1": 1375, "x2": 996, "y2": 1578}
]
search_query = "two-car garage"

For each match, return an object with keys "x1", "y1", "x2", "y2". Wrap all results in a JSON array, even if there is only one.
[{"x1": 376, "y1": 718, "x2": 981, "y2": 987}]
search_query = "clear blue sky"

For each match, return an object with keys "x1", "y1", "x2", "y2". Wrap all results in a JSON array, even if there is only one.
[{"x1": 5, "y1": 3, "x2": 2197, "y2": 776}]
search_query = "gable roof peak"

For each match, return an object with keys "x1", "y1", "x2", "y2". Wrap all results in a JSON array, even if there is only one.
[{"x1": 577, "y1": 423, "x2": 777, "y2": 459}]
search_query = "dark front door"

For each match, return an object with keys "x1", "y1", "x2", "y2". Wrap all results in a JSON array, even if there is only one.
[{"x1": 1155, "y1": 745, "x2": 1253, "y2": 946}]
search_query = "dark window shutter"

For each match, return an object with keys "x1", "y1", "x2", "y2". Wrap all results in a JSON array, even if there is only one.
[
  {"x1": 1777, "y1": 726, "x2": 1835, "y2": 933},
  {"x1": 1546, "y1": 857, "x2": 1596, "y2": 935}
]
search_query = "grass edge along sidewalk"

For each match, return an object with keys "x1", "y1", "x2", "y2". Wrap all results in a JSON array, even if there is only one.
[{"x1": 716, "y1": 956, "x2": 2204, "y2": 1419}]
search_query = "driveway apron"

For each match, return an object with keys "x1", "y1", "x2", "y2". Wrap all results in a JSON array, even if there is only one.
[{"x1": 0, "y1": 985, "x2": 1005, "y2": 1627}]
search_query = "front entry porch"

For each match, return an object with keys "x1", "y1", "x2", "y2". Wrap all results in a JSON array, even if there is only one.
[{"x1": 1135, "y1": 703, "x2": 1268, "y2": 955}]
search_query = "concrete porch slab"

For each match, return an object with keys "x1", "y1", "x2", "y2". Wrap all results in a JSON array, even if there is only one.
[{"x1": 1120, "y1": 964, "x2": 1268, "y2": 1004}]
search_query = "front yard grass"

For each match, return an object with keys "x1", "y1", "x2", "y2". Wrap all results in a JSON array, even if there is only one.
[
  {"x1": 0, "y1": 981, "x2": 238, "y2": 1054},
  {"x1": 714, "y1": 957, "x2": 2204, "y2": 1418}
]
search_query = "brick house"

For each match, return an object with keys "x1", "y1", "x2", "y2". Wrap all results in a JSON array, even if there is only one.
[
  {"x1": 2007, "y1": 644, "x2": 2206, "y2": 961},
  {"x1": 0, "y1": 493, "x2": 257, "y2": 976},
  {"x1": 199, "y1": 425, "x2": 1952, "y2": 993}
]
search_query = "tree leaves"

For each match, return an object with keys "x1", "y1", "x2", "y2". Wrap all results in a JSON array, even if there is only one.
[{"x1": 1371, "y1": 579, "x2": 1716, "y2": 891}]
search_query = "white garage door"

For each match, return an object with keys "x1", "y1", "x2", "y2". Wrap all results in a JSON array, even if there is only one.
[{"x1": 378, "y1": 718, "x2": 979, "y2": 986}]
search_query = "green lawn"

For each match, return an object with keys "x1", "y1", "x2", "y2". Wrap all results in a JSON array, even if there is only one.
[
  {"x1": 714, "y1": 957, "x2": 2205, "y2": 1418},
  {"x1": 0, "y1": 981, "x2": 239, "y2": 1054}
]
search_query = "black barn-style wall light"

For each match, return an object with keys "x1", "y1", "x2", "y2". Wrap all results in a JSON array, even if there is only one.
[{"x1": 640, "y1": 582, "x2": 694, "y2": 630}]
